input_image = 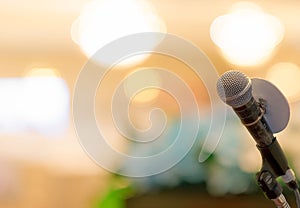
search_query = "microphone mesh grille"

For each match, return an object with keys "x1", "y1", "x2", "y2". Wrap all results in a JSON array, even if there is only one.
[{"x1": 217, "y1": 70, "x2": 252, "y2": 108}]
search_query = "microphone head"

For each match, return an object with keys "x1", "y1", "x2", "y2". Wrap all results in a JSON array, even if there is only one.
[{"x1": 217, "y1": 70, "x2": 252, "y2": 108}]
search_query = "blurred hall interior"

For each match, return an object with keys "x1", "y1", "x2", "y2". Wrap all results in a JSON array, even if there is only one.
[{"x1": 1, "y1": 0, "x2": 300, "y2": 207}]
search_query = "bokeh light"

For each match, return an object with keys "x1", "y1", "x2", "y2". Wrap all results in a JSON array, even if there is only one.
[
  {"x1": 210, "y1": 1, "x2": 285, "y2": 66},
  {"x1": 0, "y1": 68, "x2": 69, "y2": 135},
  {"x1": 25, "y1": 67, "x2": 60, "y2": 77},
  {"x1": 71, "y1": 0, "x2": 166, "y2": 67},
  {"x1": 238, "y1": 146, "x2": 261, "y2": 173},
  {"x1": 266, "y1": 62, "x2": 300, "y2": 102},
  {"x1": 123, "y1": 68, "x2": 161, "y2": 104}
]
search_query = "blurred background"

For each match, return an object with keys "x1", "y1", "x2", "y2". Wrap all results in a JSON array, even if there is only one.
[{"x1": 1, "y1": 0, "x2": 300, "y2": 207}]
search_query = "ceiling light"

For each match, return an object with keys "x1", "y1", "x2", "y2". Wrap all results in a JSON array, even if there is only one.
[
  {"x1": 71, "y1": 0, "x2": 166, "y2": 67},
  {"x1": 210, "y1": 2, "x2": 284, "y2": 66}
]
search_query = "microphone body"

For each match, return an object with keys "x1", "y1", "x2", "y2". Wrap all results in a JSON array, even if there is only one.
[{"x1": 233, "y1": 96, "x2": 273, "y2": 147}]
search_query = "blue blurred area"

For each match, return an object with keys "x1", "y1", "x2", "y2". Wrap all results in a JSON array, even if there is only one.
[{"x1": 119, "y1": 108, "x2": 258, "y2": 196}]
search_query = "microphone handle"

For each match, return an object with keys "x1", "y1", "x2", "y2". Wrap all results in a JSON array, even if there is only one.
[
  {"x1": 233, "y1": 97, "x2": 289, "y2": 177},
  {"x1": 233, "y1": 97, "x2": 273, "y2": 147}
]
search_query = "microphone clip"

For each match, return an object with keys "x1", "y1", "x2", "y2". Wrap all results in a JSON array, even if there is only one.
[{"x1": 257, "y1": 170, "x2": 291, "y2": 208}]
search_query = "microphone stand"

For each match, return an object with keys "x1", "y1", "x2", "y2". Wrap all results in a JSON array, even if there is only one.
[
  {"x1": 251, "y1": 99, "x2": 299, "y2": 208},
  {"x1": 255, "y1": 137, "x2": 299, "y2": 208}
]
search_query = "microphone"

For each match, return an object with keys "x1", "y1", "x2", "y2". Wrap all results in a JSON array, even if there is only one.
[
  {"x1": 216, "y1": 70, "x2": 298, "y2": 200},
  {"x1": 216, "y1": 70, "x2": 274, "y2": 147}
]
